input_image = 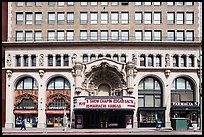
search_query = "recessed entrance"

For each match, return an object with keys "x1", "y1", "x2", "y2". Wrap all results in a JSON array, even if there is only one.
[{"x1": 98, "y1": 84, "x2": 111, "y2": 96}]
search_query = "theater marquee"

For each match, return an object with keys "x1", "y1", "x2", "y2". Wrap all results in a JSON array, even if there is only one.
[{"x1": 73, "y1": 96, "x2": 135, "y2": 109}]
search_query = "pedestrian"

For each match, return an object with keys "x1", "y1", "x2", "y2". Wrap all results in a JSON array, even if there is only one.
[{"x1": 21, "y1": 119, "x2": 26, "y2": 130}]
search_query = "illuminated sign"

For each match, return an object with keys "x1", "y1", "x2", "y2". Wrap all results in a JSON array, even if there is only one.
[{"x1": 73, "y1": 97, "x2": 135, "y2": 109}]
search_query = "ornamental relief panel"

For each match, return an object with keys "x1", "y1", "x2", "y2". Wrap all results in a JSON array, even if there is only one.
[
  {"x1": 46, "y1": 90, "x2": 71, "y2": 109},
  {"x1": 15, "y1": 90, "x2": 38, "y2": 108}
]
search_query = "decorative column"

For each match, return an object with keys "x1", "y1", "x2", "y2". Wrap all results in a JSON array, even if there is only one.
[
  {"x1": 5, "y1": 70, "x2": 15, "y2": 128},
  {"x1": 37, "y1": 70, "x2": 46, "y2": 128},
  {"x1": 125, "y1": 62, "x2": 135, "y2": 95},
  {"x1": 73, "y1": 62, "x2": 83, "y2": 96}
]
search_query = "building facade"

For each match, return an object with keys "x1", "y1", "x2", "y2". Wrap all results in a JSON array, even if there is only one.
[
  {"x1": 3, "y1": 2, "x2": 202, "y2": 129},
  {"x1": 2, "y1": 2, "x2": 8, "y2": 127}
]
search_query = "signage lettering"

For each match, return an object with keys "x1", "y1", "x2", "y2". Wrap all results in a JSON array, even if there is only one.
[
  {"x1": 74, "y1": 97, "x2": 135, "y2": 109},
  {"x1": 172, "y1": 102, "x2": 199, "y2": 106}
]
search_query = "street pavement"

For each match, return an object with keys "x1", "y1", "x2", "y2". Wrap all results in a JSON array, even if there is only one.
[{"x1": 2, "y1": 127, "x2": 202, "y2": 135}]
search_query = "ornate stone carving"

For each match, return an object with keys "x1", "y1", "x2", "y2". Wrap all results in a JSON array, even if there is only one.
[
  {"x1": 6, "y1": 54, "x2": 11, "y2": 67},
  {"x1": 39, "y1": 54, "x2": 44, "y2": 66},
  {"x1": 6, "y1": 70, "x2": 12, "y2": 79},
  {"x1": 71, "y1": 54, "x2": 77, "y2": 65},
  {"x1": 165, "y1": 69, "x2": 171, "y2": 78},
  {"x1": 132, "y1": 54, "x2": 137, "y2": 67},
  {"x1": 133, "y1": 68, "x2": 137, "y2": 78},
  {"x1": 165, "y1": 54, "x2": 170, "y2": 67},
  {"x1": 39, "y1": 70, "x2": 45, "y2": 78}
]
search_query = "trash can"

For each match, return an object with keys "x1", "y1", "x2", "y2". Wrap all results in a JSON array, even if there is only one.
[
  {"x1": 171, "y1": 118, "x2": 188, "y2": 130},
  {"x1": 156, "y1": 119, "x2": 162, "y2": 129}
]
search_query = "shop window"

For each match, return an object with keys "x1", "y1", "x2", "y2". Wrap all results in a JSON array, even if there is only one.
[
  {"x1": 171, "y1": 77, "x2": 194, "y2": 102},
  {"x1": 16, "y1": 99, "x2": 37, "y2": 110}
]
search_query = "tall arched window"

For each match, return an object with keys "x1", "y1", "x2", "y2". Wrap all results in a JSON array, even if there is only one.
[
  {"x1": 138, "y1": 77, "x2": 162, "y2": 107},
  {"x1": 120, "y1": 54, "x2": 126, "y2": 62},
  {"x1": 90, "y1": 54, "x2": 96, "y2": 62},
  {"x1": 113, "y1": 54, "x2": 119, "y2": 62},
  {"x1": 171, "y1": 77, "x2": 194, "y2": 102},
  {"x1": 140, "y1": 54, "x2": 146, "y2": 66},
  {"x1": 16, "y1": 77, "x2": 38, "y2": 90},
  {"x1": 83, "y1": 54, "x2": 88, "y2": 62},
  {"x1": 47, "y1": 77, "x2": 70, "y2": 90}
]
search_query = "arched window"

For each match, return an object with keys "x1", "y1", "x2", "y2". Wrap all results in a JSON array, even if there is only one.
[
  {"x1": 16, "y1": 77, "x2": 38, "y2": 90},
  {"x1": 105, "y1": 54, "x2": 111, "y2": 58},
  {"x1": 113, "y1": 54, "x2": 119, "y2": 62},
  {"x1": 140, "y1": 54, "x2": 146, "y2": 66},
  {"x1": 188, "y1": 55, "x2": 194, "y2": 67},
  {"x1": 98, "y1": 54, "x2": 103, "y2": 59},
  {"x1": 148, "y1": 54, "x2": 153, "y2": 66},
  {"x1": 48, "y1": 99, "x2": 70, "y2": 109},
  {"x1": 83, "y1": 54, "x2": 88, "y2": 62},
  {"x1": 171, "y1": 77, "x2": 194, "y2": 102},
  {"x1": 180, "y1": 55, "x2": 186, "y2": 67},
  {"x1": 138, "y1": 77, "x2": 162, "y2": 107},
  {"x1": 120, "y1": 54, "x2": 126, "y2": 62},
  {"x1": 173, "y1": 55, "x2": 179, "y2": 67},
  {"x1": 90, "y1": 54, "x2": 96, "y2": 62},
  {"x1": 47, "y1": 77, "x2": 70, "y2": 90},
  {"x1": 156, "y1": 55, "x2": 161, "y2": 67},
  {"x1": 16, "y1": 99, "x2": 37, "y2": 109}
]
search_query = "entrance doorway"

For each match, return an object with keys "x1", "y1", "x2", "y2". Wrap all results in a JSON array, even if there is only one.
[
  {"x1": 47, "y1": 114, "x2": 63, "y2": 127},
  {"x1": 75, "y1": 110, "x2": 133, "y2": 128}
]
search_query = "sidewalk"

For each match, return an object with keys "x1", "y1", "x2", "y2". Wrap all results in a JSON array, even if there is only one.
[{"x1": 2, "y1": 127, "x2": 202, "y2": 135}]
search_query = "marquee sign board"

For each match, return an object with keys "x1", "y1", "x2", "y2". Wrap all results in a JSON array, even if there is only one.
[{"x1": 73, "y1": 97, "x2": 135, "y2": 109}]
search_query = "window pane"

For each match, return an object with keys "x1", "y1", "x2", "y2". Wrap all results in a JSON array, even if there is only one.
[
  {"x1": 144, "y1": 31, "x2": 152, "y2": 41},
  {"x1": 154, "y1": 12, "x2": 161, "y2": 24},
  {"x1": 80, "y1": 13, "x2": 88, "y2": 24},
  {"x1": 26, "y1": 13, "x2": 32, "y2": 24},
  {"x1": 121, "y1": 31, "x2": 129, "y2": 41},
  {"x1": 67, "y1": 12, "x2": 74, "y2": 24},
  {"x1": 135, "y1": 31, "x2": 142, "y2": 41},
  {"x1": 100, "y1": 31, "x2": 108, "y2": 40},
  {"x1": 80, "y1": 31, "x2": 87, "y2": 40},
  {"x1": 176, "y1": 31, "x2": 184, "y2": 41},
  {"x1": 35, "y1": 13, "x2": 42, "y2": 24},
  {"x1": 90, "y1": 31, "x2": 98, "y2": 41},
  {"x1": 145, "y1": 95, "x2": 154, "y2": 107},
  {"x1": 155, "y1": 96, "x2": 161, "y2": 107},
  {"x1": 35, "y1": 31, "x2": 42, "y2": 41},
  {"x1": 90, "y1": 13, "x2": 98, "y2": 24},
  {"x1": 55, "y1": 78, "x2": 64, "y2": 89},
  {"x1": 16, "y1": 13, "x2": 23, "y2": 24},
  {"x1": 138, "y1": 97, "x2": 144, "y2": 107},
  {"x1": 121, "y1": 12, "x2": 129, "y2": 24},
  {"x1": 111, "y1": 31, "x2": 118, "y2": 40},
  {"x1": 48, "y1": 31, "x2": 55, "y2": 41},
  {"x1": 167, "y1": 13, "x2": 174, "y2": 24},
  {"x1": 57, "y1": 31, "x2": 64, "y2": 41},
  {"x1": 176, "y1": 78, "x2": 185, "y2": 89},
  {"x1": 154, "y1": 31, "x2": 161, "y2": 41},
  {"x1": 25, "y1": 31, "x2": 32, "y2": 41},
  {"x1": 24, "y1": 78, "x2": 32, "y2": 89},
  {"x1": 48, "y1": 80, "x2": 54, "y2": 89},
  {"x1": 186, "y1": 31, "x2": 193, "y2": 41},
  {"x1": 168, "y1": 31, "x2": 175, "y2": 41},
  {"x1": 177, "y1": 13, "x2": 184, "y2": 24},
  {"x1": 48, "y1": 13, "x2": 55, "y2": 24},
  {"x1": 67, "y1": 31, "x2": 74, "y2": 41},
  {"x1": 16, "y1": 31, "x2": 23, "y2": 41},
  {"x1": 145, "y1": 78, "x2": 153, "y2": 89},
  {"x1": 57, "y1": 13, "x2": 64, "y2": 24},
  {"x1": 186, "y1": 13, "x2": 193, "y2": 24},
  {"x1": 111, "y1": 12, "x2": 118, "y2": 24},
  {"x1": 135, "y1": 12, "x2": 142, "y2": 24},
  {"x1": 101, "y1": 12, "x2": 108, "y2": 24},
  {"x1": 17, "y1": 81, "x2": 23, "y2": 89},
  {"x1": 144, "y1": 13, "x2": 151, "y2": 24}
]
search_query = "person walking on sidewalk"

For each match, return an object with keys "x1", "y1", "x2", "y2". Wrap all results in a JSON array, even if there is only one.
[{"x1": 21, "y1": 119, "x2": 26, "y2": 130}]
